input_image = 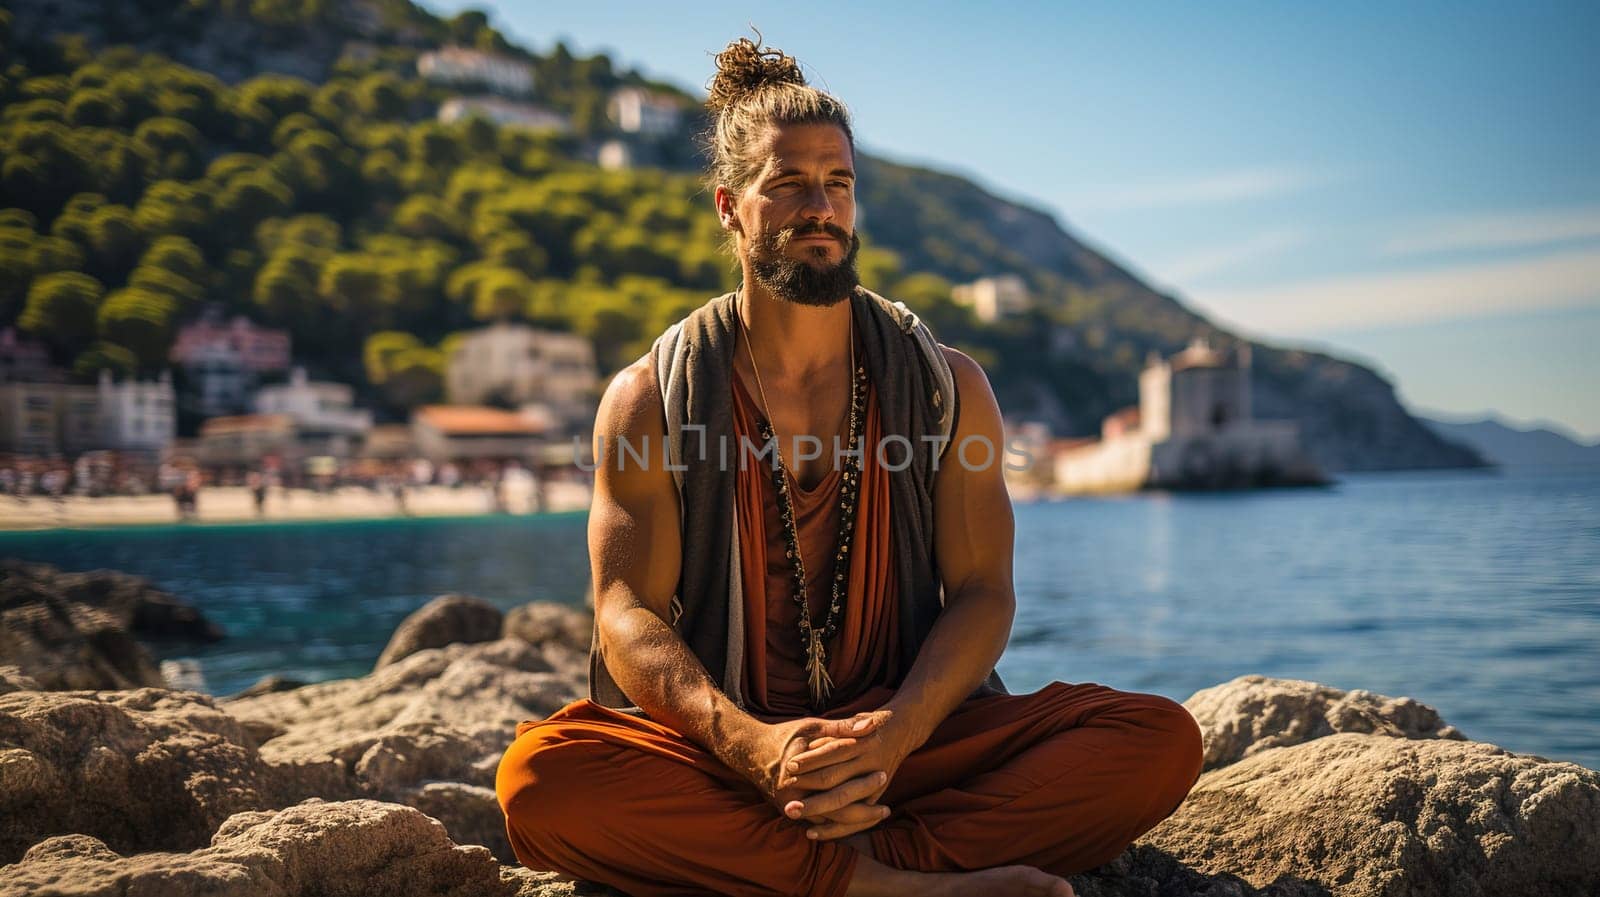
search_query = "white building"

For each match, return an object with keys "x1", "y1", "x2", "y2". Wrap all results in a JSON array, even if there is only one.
[
  {"x1": 418, "y1": 47, "x2": 534, "y2": 95},
  {"x1": 96, "y1": 369, "x2": 176, "y2": 453},
  {"x1": 438, "y1": 96, "x2": 570, "y2": 133},
  {"x1": 1053, "y1": 339, "x2": 1323, "y2": 493},
  {"x1": 445, "y1": 323, "x2": 598, "y2": 432},
  {"x1": 952, "y1": 274, "x2": 1032, "y2": 323},
  {"x1": 0, "y1": 371, "x2": 176, "y2": 456},
  {"x1": 607, "y1": 87, "x2": 683, "y2": 135},
  {"x1": 253, "y1": 366, "x2": 373, "y2": 457},
  {"x1": 597, "y1": 139, "x2": 633, "y2": 171}
]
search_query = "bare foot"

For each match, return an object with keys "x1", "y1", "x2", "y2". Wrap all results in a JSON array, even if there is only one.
[{"x1": 845, "y1": 856, "x2": 1074, "y2": 897}]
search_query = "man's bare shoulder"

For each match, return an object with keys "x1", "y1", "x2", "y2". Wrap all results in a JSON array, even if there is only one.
[
  {"x1": 596, "y1": 357, "x2": 665, "y2": 442},
  {"x1": 938, "y1": 344, "x2": 991, "y2": 393}
]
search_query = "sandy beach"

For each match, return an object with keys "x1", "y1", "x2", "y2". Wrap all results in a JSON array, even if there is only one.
[{"x1": 0, "y1": 479, "x2": 592, "y2": 531}]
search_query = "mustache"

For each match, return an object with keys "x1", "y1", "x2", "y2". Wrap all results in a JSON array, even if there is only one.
[{"x1": 778, "y1": 223, "x2": 851, "y2": 245}]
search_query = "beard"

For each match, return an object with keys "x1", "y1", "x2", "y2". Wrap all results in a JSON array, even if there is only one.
[{"x1": 748, "y1": 223, "x2": 862, "y2": 308}]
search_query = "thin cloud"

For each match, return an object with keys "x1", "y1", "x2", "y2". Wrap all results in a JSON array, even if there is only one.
[
  {"x1": 1384, "y1": 206, "x2": 1600, "y2": 256},
  {"x1": 1073, "y1": 165, "x2": 1327, "y2": 213},
  {"x1": 1156, "y1": 228, "x2": 1309, "y2": 284},
  {"x1": 1189, "y1": 246, "x2": 1600, "y2": 336}
]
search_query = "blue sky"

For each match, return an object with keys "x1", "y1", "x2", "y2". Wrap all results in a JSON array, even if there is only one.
[{"x1": 425, "y1": 1, "x2": 1600, "y2": 441}]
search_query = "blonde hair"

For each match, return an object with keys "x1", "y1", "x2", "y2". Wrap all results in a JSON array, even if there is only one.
[{"x1": 703, "y1": 34, "x2": 855, "y2": 203}]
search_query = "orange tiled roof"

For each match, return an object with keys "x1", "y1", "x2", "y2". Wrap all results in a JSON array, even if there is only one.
[{"x1": 414, "y1": 405, "x2": 547, "y2": 435}]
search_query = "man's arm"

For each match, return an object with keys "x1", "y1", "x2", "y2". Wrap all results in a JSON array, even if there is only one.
[{"x1": 588, "y1": 360, "x2": 885, "y2": 803}]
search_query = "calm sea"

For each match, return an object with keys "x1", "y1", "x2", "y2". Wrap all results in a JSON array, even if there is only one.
[{"x1": 3, "y1": 467, "x2": 1596, "y2": 769}]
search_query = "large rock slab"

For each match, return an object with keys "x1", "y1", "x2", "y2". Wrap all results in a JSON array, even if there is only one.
[
  {"x1": 0, "y1": 576, "x2": 165, "y2": 691},
  {"x1": 224, "y1": 637, "x2": 585, "y2": 861},
  {"x1": 0, "y1": 799, "x2": 516, "y2": 897},
  {"x1": 2, "y1": 560, "x2": 223, "y2": 642},
  {"x1": 1185, "y1": 675, "x2": 1465, "y2": 771},
  {"x1": 1145, "y1": 732, "x2": 1600, "y2": 897},
  {"x1": 376, "y1": 594, "x2": 503, "y2": 668},
  {"x1": 0, "y1": 688, "x2": 303, "y2": 865},
  {"x1": 228, "y1": 637, "x2": 581, "y2": 760}
]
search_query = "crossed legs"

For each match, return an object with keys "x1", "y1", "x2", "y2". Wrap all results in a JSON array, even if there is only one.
[{"x1": 496, "y1": 682, "x2": 1203, "y2": 897}]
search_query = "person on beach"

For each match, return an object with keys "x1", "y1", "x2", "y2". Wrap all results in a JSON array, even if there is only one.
[{"x1": 497, "y1": 36, "x2": 1203, "y2": 897}]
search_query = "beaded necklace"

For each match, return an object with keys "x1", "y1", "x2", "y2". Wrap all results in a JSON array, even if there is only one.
[{"x1": 739, "y1": 307, "x2": 867, "y2": 710}]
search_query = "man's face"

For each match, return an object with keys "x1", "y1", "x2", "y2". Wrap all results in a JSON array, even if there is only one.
[{"x1": 719, "y1": 122, "x2": 861, "y2": 307}]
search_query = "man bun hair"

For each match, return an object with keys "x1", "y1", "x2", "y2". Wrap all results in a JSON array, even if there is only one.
[
  {"x1": 705, "y1": 36, "x2": 807, "y2": 113},
  {"x1": 703, "y1": 30, "x2": 855, "y2": 239}
]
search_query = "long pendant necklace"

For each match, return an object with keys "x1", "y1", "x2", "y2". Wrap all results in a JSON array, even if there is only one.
[{"x1": 740, "y1": 307, "x2": 867, "y2": 710}]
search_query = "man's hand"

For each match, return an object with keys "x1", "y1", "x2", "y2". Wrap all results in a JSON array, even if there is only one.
[{"x1": 778, "y1": 709, "x2": 917, "y2": 840}]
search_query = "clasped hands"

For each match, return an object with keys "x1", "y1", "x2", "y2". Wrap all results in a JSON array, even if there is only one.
[{"x1": 758, "y1": 709, "x2": 911, "y2": 842}]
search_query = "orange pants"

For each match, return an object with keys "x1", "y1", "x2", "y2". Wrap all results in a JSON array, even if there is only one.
[{"x1": 496, "y1": 682, "x2": 1203, "y2": 897}]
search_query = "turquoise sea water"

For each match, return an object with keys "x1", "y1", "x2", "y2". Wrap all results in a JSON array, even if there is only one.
[{"x1": 3, "y1": 468, "x2": 1596, "y2": 769}]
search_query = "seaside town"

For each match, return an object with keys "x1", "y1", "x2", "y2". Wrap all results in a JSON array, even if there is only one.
[{"x1": 0, "y1": 270, "x2": 1324, "y2": 529}]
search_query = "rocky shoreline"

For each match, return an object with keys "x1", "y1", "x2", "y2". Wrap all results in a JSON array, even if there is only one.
[{"x1": 2, "y1": 563, "x2": 1596, "y2": 896}]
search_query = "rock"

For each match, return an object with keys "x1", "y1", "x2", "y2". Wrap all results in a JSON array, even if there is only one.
[
  {"x1": 229, "y1": 638, "x2": 576, "y2": 759},
  {"x1": 410, "y1": 781, "x2": 512, "y2": 866},
  {"x1": 227, "y1": 673, "x2": 309, "y2": 700},
  {"x1": 0, "y1": 688, "x2": 291, "y2": 864},
  {"x1": 0, "y1": 799, "x2": 516, "y2": 897},
  {"x1": 2, "y1": 559, "x2": 223, "y2": 642},
  {"x1": 504, "y1": 601, "x2": 593, "y2": 653},
  {"x1": 0, "y1": 637, "x2": 579, "y2": 869},
  {"x1": 1185, "y1": 675, "x2": 1465, "y2": 771},
  {"x1": 0, "y1": 576, "x2": 165, "y2": 691},
  {"x1": 501, "y1": 866, "x2": 588, "y2": 897},
  {"x1": 1070, "y1": 844, "x2": 1330, "y2": 896},
  {"x1": 376, "y1": 594, "x2": 504, "y2": 669},
  {"x1": 1144, "y1": 733, "x2": 1600, "y2": 897},
  {"x1": 224, "y1": 638, "x2": 582, "y2": 861},
  {"x1": 0, "y1": 665, "x2": 41, "y2": 693}
]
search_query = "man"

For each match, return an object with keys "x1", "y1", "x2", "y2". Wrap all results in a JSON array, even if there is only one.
[{"x1": 497, "y1": 37, "x2": 1203, "y2": 897}]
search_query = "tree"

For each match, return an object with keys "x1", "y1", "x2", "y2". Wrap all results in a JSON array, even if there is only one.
[
  {"x1": 235, "y1": 73, "x2": 315, "y2": 121},
  {"x1": 128, "y1": 265, "x2": 205, "y2": 308},
  {"x1": 139, "y1": 235, "x2": 207, "y2": 283},
  {"x1": 0, "y1": 228, "x2": 35, "y2": 319},
  {"x1": 381, "y1": 346, "x2": 444, "y2": 409},
  {"x1": 355, "y1": 72, "x2": 406, "y2": 120},
  {"x1": 133, "y1": 180, "x2": 213, "y2": 243},
  {"x1": 64, "y1": 88, "x2": 123, "y2": 127},
  {"x1": 394, "y1": 194, "x2": 462, "y2": 241},
  {"x1": 72, "y1": 341, "x2": 138, "y2": 379},
  {"x1": 85, "y1": 203, "x2": 145, "y2": 282},
  {"x1": 20, "y1": 271, "x2": 104, "y2": 356},
  {"x1": 97, "y1": 287, "x2": 179, "y2": 370},
  {"x1": 447, "y1": 9, "x2": 491, "y2": 45},
  {"x1": 318, "y1": 252, "x2": 393, "y2": 321},
  {"x1": 256, "y1": 214, "x2": 341, "y2": 255},
  {"x1": 216, "y1": 171, "x2": 294, "y2": 233},
  {"x1": 363, "y1": 330, "x2": 421, "y2": 385},
  {"x1": 471, "y1": 267, "x2": 533, "y2": 321},
  {"x1": 252, "y1": 252, "x2": 318, "y2": 324}
]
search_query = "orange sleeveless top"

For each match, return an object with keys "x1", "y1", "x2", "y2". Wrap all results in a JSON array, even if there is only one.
[{"x1": 731, "y1": 370, "x2": 900, "y2": 719}]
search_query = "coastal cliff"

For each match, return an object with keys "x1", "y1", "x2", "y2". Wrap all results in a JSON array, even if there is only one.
[{"x1": 1, "y1": 585, "x2": 1594, "y2": 896}]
